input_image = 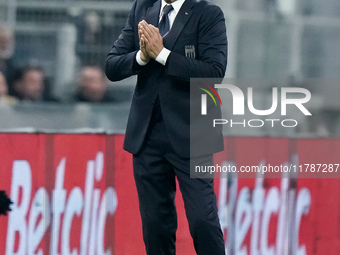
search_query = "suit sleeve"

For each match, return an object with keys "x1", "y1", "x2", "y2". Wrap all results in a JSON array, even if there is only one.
[
  {"x1": 105, "y1": 1, "x2": 143, "y2": 81},
  {"x1": 165, "y1": 5, "x2": 228, "y2": 81}
]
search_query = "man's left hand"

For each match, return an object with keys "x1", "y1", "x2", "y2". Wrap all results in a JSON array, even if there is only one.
[
  {"x1": 139, "y1": 20, "x2": 164, "y2": 59},
  {"x1": 138, "y1": 21, "x2": 150, "y2": 62}
]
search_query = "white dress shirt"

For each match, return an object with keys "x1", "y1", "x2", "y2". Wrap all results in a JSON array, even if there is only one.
[{"x1": 136, "y1": 0, "x2": 186, "y2": 66}]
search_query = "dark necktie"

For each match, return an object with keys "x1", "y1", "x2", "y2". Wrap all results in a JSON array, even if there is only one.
[{"x1": 159, "y1": 5, "x2": 174, "y2": 37}]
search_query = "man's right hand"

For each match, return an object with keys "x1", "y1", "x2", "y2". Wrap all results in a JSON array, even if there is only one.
[{"x1": 138, "y1": 21, "x2": 150, "y2": 62}]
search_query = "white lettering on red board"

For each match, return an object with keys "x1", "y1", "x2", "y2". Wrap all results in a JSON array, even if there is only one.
[
  {"x1": 218, "y1": 155, "x2": 311, "y2": 255},
  {"x1": 6, "y1": 152, "x2": 117, "y2": 255}
]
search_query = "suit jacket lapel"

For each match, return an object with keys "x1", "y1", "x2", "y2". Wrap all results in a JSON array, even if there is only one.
[
  {"x1": 163, "y1": 0, "x2": 195, "y2": 50},
  {"x1": 144, "y1": 0, "x2": 161, "y2": 27}
]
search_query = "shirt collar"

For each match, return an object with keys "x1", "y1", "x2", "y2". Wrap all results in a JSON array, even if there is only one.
[{"x1": 160, "y1": 0, "x2": 186, "y2": 17}]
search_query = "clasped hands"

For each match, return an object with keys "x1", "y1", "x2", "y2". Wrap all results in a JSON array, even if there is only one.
[{"x1": 138, "y1": 20, "x2": 164, "y2": 62}]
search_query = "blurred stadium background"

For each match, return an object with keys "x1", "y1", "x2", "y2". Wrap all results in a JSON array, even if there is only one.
[{"x1": 0, "y1": 0, "x2": 339, "y2": 135}]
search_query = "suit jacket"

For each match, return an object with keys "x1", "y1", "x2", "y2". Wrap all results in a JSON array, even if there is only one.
[{"x1": 105, "y1": 0, "x2": 228, "y2": 158}]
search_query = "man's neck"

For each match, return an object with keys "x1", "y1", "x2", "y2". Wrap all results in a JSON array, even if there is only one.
[{"x1": 164, "y1": 0, "x2": 177, "y2": 3}]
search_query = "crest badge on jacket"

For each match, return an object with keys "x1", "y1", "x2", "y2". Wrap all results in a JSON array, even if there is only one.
[{"x1": 185, "y1": 45, "x2": 196, "y2": 59}]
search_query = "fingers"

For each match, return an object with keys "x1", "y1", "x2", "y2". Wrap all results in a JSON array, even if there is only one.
[
  {"x1": 138, "y1": 27, "x2": 142, "y2": 38},
  {"x1": 139, "y1": 21, "x2": 160, "y2": 34},
  {"x1": 139, "y1": 21, "x2": 161, "y2": 41},
  {"x1": 149, "y1": 25, "x2": 160, "y2": 34},
  {"x1": 138, "y1": 20, "x2": 163, "y2": 59},
  {"x1": 140, "y1": 22, "x2": 158, "y2": 38},
  {"x1": 139, "y1": 21, "x2": 149, "y2": 48},
  {"x1": 141, "y1": 34, "x2": 148, "y2": 44},
  {"x1": 141, "y1": 20, "x2": 148, "y2": 27},
  {"x1": 139, "y1": 32, "x2": 144, "y2": 46},
  {"x1": 140, "y1": 37, "x2": 145, "y2": 48},
  {"x1": 138, "y1": 20, "x2": 147, "y2": 38},
  {"x1": 140, "y1": 27, "x2": 152, "y2": 41},
  {"x1": 138, "y1": 20, "x2": 148, "y2": 34},
  {"x1": 138, "y1": 21, "x2": 144, "y2": 40}
]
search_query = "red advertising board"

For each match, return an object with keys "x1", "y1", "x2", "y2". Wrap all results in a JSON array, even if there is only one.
[{"x1": 1, "y1": 134, "x2": 340, "y2": 254}]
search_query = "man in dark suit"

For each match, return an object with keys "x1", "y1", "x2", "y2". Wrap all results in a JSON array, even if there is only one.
[{"x1": 106, "y1": 0, "x2": 227, "y2": 254}]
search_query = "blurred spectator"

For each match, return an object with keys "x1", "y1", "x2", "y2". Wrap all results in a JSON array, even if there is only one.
[
  {"x1": 13, "y1": 65, "x2": 59, "y2": 102},
  {"x1": 0, "y1": 23, "x2": 16, "y2": 95},
  {"x1": 83, "y1": 11, "x2": 101, "y2": 45},
  {"x1": 0, "y1": 71, "x2": 17, "y2": 104},
  {"x1": 74, "y1": 66, "x2": 113, "y2": 103},
  {"x1": 76, "y1": 11, "x2": 106, "y2": 66}
]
